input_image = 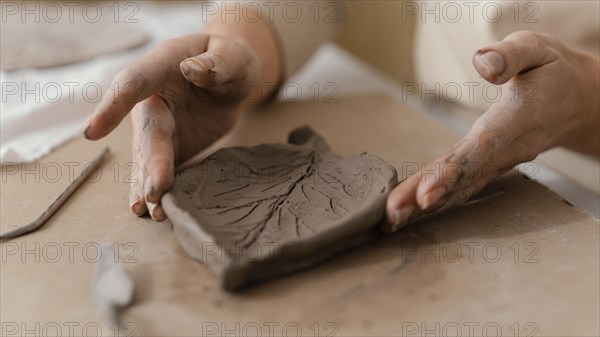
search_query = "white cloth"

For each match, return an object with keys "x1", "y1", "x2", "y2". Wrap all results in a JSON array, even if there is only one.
[
  {"x1": 1, "y1": 58, "x2": 129, "y2": 163},
  {"x1": 0, "y1": 2, "x2": 206, "y2": 164},
  {"x1": 415, "y1": 0, "x2": 600, "y2": 112}
]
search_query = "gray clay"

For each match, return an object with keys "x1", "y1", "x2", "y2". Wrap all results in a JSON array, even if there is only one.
[{"x1": 162, "y1": 126, "x2": 398, "y2": 290}]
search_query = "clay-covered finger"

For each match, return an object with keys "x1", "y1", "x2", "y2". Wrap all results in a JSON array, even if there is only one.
[
  {"x1": 86, "y1": 35, "x2": 210, "y2": 140},
  {"x1": 413, "y1": 149, "x2": 468, "y2": 211},
  {"x1": 383, "y1": 174, "x2": 421, "y2": 233},
  {"x1": 413, "y1": 132, "x2": 498, "y2": 211},
  {"x1": 415, "y1": 161, "x2": 454, "y2": 210},
  {"x1": 473, "y1": 31, "x2": 558, "y2": 85},
  {"x1": 147, "y1": 202, "x2": 167, "y2": 222},
  {"x1": 180, "y1": 36, "x2": 252, "y2": 88},
  {"x1": 131, "y1": 95, "x2": 176, "y2": 206},
  {"x1": 129, "y1": 128, "x2": 148, "y2": 217}
]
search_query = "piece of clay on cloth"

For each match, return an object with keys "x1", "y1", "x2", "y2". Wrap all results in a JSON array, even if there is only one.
[
  {"x1": 1, "y1": 9, "x2": 149, "y2": 71},
  {"x1": 162, "y1": 126, "x2": 398, "y2": 290}
]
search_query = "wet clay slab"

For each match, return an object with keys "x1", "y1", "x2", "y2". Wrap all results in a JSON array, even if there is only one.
[{"x1": 162, "y1": 126, "x2": 398, "y2": 290}]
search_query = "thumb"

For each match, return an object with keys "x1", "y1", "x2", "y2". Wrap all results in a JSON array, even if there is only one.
[
  {"x1": 473, "y1": 31, "x2": 558, "y2": 85},
  {"x1": 179, "y1": 37, "x2": 252, "y2": 88}
]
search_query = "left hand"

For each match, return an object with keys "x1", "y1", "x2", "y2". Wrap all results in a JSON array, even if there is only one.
[{"x1": 383, "y1": 31, "x2": 600, "y2": 233}]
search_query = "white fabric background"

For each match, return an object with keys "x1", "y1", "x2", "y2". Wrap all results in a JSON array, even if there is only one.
[{"x1": 0, "y1": 2, "x2": 207, "y2": 164}]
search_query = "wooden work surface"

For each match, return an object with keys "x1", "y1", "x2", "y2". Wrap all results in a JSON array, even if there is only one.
[{"x1": 1, "y1": 95, "x2": 598, "y2": 336}]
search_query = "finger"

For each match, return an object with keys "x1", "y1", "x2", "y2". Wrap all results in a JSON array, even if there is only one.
[
  {"x1": 462, "y1": 132, "x2": 548, "y2": 201},
  {"x1": 412, "y1": 136, "x2": 476, "y2": 210},
  {"x1": 131, "y1": 95, "x2": 176, "y2": 206},
  {"x1": 384, "y1": 133, "x2": 508, "y2": 233},
  {"x1": 413, "y1": 76, "x2": 548, "y2": 212},
  {"x1": 473, "y1": 31, "x2": 558, "y2": 85},
  {"x1": 180, "y1": 36, "x2": 251, "y2": 88},
  {"x1": 86, "y1": 35, "x2": 210, "y2": 140},
  {"x1": 383, "y1": 174, "x2": 422, "y2": 233},
  {"x1": 413, "y1": 126, "x2": 510, "y2": 211},
  {"x1": 147, "y1": 202, "x2": 167, "y2": 222},
  {"x1": 129, "y1": 140, "x2": 148, "y2": 217}
]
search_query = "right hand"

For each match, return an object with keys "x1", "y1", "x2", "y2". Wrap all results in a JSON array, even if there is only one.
[{"x1": 85, "y1": 34, "x2": 264, "y2": 221}]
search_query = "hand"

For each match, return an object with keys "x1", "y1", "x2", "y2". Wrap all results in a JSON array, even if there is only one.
[
  {"x1": 383, "y1": 31, "x2": 600, "y2": 233},
  {"x1": 85, "y1": 33, "x2": 271, "y2": 221}
]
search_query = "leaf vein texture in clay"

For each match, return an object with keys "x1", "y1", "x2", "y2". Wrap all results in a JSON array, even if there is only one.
[{"x1": 162, "y1": 126, "x2": 398, "y2": 290}]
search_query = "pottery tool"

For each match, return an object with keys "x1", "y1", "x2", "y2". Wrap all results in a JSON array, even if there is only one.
[
  {"x1": 91, "y1": 244, "x2": 135, "y2": 329},
  {"x1": 0, "y1": 147, "x2": 110, "y2": 241}
]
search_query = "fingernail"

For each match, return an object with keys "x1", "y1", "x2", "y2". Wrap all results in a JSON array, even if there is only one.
[
  {"x1": 183, "y1": 60, "x2": 198, "y2": 73},
  {"x1": 422, "y1": 187, "x2": 446, "y2": 210},
  {"x1": 147, "y1": 202, "x2": 157, "y2": 219},
  {"x1": 391, "y1": 204, "x2": 415, "y2": 231},
  {"x1": 476, "y1": 50, "x2": 505, "y2": 77},
  {"x1": 130, "y1": 201, "x2": 144, "y2": 216},
  {"x1": 84, "y1": 126, "x2": 91, "y2": 140},
  {"x1": 198, "y1": 54, "x2": 215, "y2": 69},
  {"x1": 148, "y1": 203, "x2": 166, "y2": 222},
  {"x1": 185, "y1": 56, "x2": 214, "y2": 71},
  {"x1": 154, "y1": 207, "x2": 167, "y2": 222}
]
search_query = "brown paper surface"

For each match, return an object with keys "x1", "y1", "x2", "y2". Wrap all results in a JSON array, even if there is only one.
[{"x1": 1, "y1": 95, "x2": 598, "y2": 336}]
